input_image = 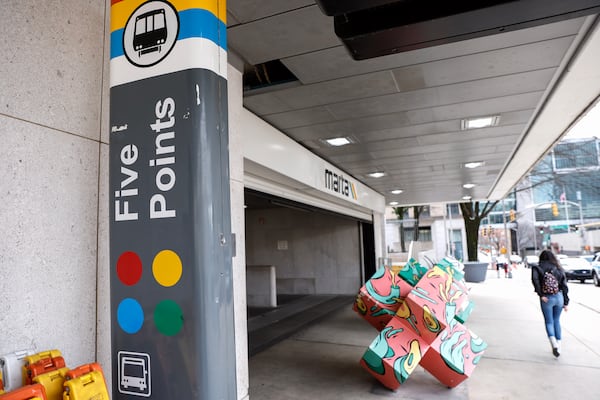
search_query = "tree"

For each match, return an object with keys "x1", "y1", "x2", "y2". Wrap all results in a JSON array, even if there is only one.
[
  {"x1": 392, "y1": 206, "x2": 408, "y2": 252},
  {"x1": 459, "y1": 201, "x2": 500, "y2": 261},
  {"x1": 392, "y1": 206, "x2": 425, "y2": 252},
  {"x1": 412, "y1": 206, "x2": 425, "y2": 241}
]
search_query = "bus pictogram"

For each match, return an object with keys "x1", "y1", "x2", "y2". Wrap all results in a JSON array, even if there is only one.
[
  {"x1": 118, "y1": 351, "x2": 151, "y2": 397},
  {"x1": 122, "y1": 0, "x2": 179, "y2": 68},
  {"x1": 134, "y1": 9, "x2": 167, "y2": 57}
]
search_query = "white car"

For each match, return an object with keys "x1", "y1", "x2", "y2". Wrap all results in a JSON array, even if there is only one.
[
  {"x1": 591, "y1": 253, "x2": 600, "y2": 287},
  {"x1": 561, "y1": 257, "x2": 593, "y2": 283},
  {"x1": 509, "y1": 254, "x2": 522, "y2": 264},
  {"x1": 524, "y1": 255, "x2": 539, "y2": 268}
]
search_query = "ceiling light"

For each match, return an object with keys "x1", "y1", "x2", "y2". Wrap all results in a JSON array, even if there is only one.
[
  {"x1": 389, "y1": 201, "x2": 399, "y2": 206},
  {"x1": 463, "y1": 183, "x2": 476, "y2": 189},
  {"x1": 368, "y1": 171, "x2": 386, "y2": 178},
  {"x1": 324, "y1": 137, "x2": 352, "y2": 146},
  {"x1": 461, "y1": 115, "x2": 500, "y2": 130},
  {"x1": 390, "y1": 189, "x2": 403, "y2": 194},
  {"x1": 462, "y1": 195, "x2": 472, "y2": 200},
  {"x1": 464, "y1": 161, "x2": 484, "y2": 169}
]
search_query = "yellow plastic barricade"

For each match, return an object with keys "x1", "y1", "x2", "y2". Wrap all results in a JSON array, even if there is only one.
[
  {"x1": 32, "y1": 369, "x2": 68, "y2": 400},
  {"x1": 22, "y1": 352, "x2": 63, "y2": 386},
  {"x1": 63, "y1": 371, "x2": 108, "y2": 400}
]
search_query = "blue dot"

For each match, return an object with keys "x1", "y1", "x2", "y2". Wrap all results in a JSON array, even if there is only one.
[{"x1": 118, "y1": 298, "x2": 144, "y2": 334}]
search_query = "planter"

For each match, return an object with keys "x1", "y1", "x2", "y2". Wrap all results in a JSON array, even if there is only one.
[{"x1": 463, "y1": 261, "x2": 488, "y2": 283}]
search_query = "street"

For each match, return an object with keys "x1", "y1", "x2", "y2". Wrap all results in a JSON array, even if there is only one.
[
  {"x1": 566, "y1": 278, "x2": 600, "y2": 313},
  {"x1": 560, "y1": 275, "x2": 600, "y2": 354}
]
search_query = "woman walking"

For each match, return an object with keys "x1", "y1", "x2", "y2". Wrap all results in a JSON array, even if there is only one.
[{"x1": 531, "y1": 250, "x2": 569, "y2": 357}]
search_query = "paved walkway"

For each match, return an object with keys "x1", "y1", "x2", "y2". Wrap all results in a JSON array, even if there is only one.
[{"x1": 248, "y1": 266, "x2": 600, "y2": 399}]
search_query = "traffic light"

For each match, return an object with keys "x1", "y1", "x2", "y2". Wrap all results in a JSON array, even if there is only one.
[
  {"x1": 509, "y1": 209, "x2": 515, "y2": 221},
  {"x1": 481, "y1": 227, "x2": 487, "y2": 237},
  {"x1": 551, "y1": 202, "x2": 559, "y2": 216}
]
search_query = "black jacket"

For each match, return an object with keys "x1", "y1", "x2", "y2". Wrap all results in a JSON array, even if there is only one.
[{"x1": 532, "y1": 260, "x2": 570, "y2": 306}]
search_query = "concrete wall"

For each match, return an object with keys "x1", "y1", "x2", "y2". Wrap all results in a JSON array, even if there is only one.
[
  {"x1": 431, "y1": 218, "x2": 466, "y2": 262},
  {"x1": 227, "y1": 63, "x2": 250, "y2": 400},
  {"x1": 550, "y1": 232, "x2": 583, "y2": 253},
  {"x1": 246, "y1": 265, "x2": 277, "y2": 307},
  {"x1": 245, "y1": 208, "x2": 361, "y2": 295},
  {"x1": 0, "y1": 0, "x2": 109, "y2": 375},
  {"x1": 587, "y1": 229, "x2": 600, "y2": 252}
]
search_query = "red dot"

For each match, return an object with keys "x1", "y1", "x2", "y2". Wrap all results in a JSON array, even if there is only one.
[{"x1": 117, "y1": 251, "x2": 142, "y2": 286}]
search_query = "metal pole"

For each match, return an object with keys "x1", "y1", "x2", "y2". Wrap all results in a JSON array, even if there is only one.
[
  {"x1": 577, "y1": 191, "x2": 584, "y2": 238},
  {"x1": 562, "y1": 187, "x2": 570, "y2": 232},
  {"x1": 443, "y1": 206, "x2": 449, "y2": 257},
  {"x1": 448, "y1": 204, "x2": 453, "y2": 257},
  {"x1": 502, "y1": 199, "x2": 510, "y2": 255},
  {"x1": 533, "y1": 207, "x2": 538, "y2": 253}
]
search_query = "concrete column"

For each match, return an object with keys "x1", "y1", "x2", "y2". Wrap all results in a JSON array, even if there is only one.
[{"x1": 109, "y1": 1, "x2": 236, "y2": 398}]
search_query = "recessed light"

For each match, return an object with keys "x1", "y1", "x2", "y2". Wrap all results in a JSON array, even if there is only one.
[
  {"x1": 390, "y1": 189, "x2": 403, "y2": 194},
  {"x1": 389, "y1": 201, "x2": 399, "y2": 206},
  {"x1": 464, "y1": 161, "x2": 484, "y2": 169},
  {"x1": 368, "y1": 171, "x2": 386, "y2": 178},
  {"x1": 462, "y1": 195, "x2": 472, "y2": 200},
  {"x1": 324, "y1": 137, "x2": 352, "y2": 146},
  {"x1": 463, "y1": 183, "x2": 476, "y2": 189},
  {"x1": 461, "y1": 115, "x2": 500, "y2": 130}
]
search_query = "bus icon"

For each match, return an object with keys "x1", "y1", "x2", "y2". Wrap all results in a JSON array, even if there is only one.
[
  {"x1": 118, "y1": 351, "x2": 151, "y2": 397},
  {"x1": 122, "y1": 0, "x2": 179, "y2": 68},
  {"x1": 134, "y1": 9, "x2": 167, "y2": 57}
]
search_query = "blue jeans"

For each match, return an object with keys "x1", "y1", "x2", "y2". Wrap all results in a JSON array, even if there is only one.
[{"x1": 540, "y1": 292, "x2": 564, "y2": 339}]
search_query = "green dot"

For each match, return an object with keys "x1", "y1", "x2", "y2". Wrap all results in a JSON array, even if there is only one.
[{"x1": 154, "y1": 300, "x2": 184, "y2": 336}]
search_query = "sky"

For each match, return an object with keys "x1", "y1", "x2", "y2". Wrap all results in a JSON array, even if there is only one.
[{"x1": 565, "y1": 100, "x2": 600, "y2": 138}]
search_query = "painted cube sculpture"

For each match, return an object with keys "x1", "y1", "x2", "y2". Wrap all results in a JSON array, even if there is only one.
[
  {"x1": 433, "y1": 259, "x2": 473, "y2": 323},
  {"x1": 360, "y1": 316, "x2": 430, "y2": 390},
  {"x1": 353, "y1": 263, "x2": 416, "y2": 330},
  {"x1": 397, "y1": 259, "x2": 429, "y2": 286},
  {"x1": 356, "y1": 259, "x2": 486, "y2": 389},
  {"x1": 454, "y1": 300, "x2": 475, "y2": 324},
  {"x1": 399, "y1": 265, "x2": 470, "y2": 344},
  {"x1": 420, "y1": 319, "x2": 487, "y2": 387}
]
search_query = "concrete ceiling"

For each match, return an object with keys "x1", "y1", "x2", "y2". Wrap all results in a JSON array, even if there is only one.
[{"x1": 227, "y1": 1, "x2": 600, "y2": 207}]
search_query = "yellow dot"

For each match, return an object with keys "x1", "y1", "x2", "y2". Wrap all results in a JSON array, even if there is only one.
[{"x1": 153, "y1": 250, "x2": 182, "y2": 287}]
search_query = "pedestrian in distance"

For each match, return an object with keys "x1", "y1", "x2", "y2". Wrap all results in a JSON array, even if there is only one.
[
  {"x1": 531, "y1": 249, "x2": 569, "y2": 357},
  {"x1": 491, "y1": 254, "x2": 498, "y2": 277},
  {"x1": 497, "y1": 254, "x2": 508, "y2": 278}
]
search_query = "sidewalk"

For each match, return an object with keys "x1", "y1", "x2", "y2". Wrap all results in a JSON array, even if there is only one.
[
  {"x1": 248, "y1": 267, "x2": 600, "y2": 399},
  {"x1": 464, "y1": 266, "x2": 600, "y2": 399}
]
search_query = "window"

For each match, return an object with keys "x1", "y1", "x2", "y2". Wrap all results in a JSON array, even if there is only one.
[
  {"x1": 402, "y1": 227, "x2": 432, "y2": 242},
  {"x1": 553, "y1": 140, "x2": 599, "y2": 170},
  {"x1": 449, "y1": 229, "x2": 464, "y2": 260},
  {"x1": 447, "y1": 203, "x2": 460, "y2": 217}
]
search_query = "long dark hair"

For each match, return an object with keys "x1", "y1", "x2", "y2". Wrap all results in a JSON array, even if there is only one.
[{"x1": 539, "y1": 249, "x2": 564, "y2": 271}]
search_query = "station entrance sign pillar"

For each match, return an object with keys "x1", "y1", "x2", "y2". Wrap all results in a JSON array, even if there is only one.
[{"x1": 109, "y1": 1, "x2": 235, "y2": 398}]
